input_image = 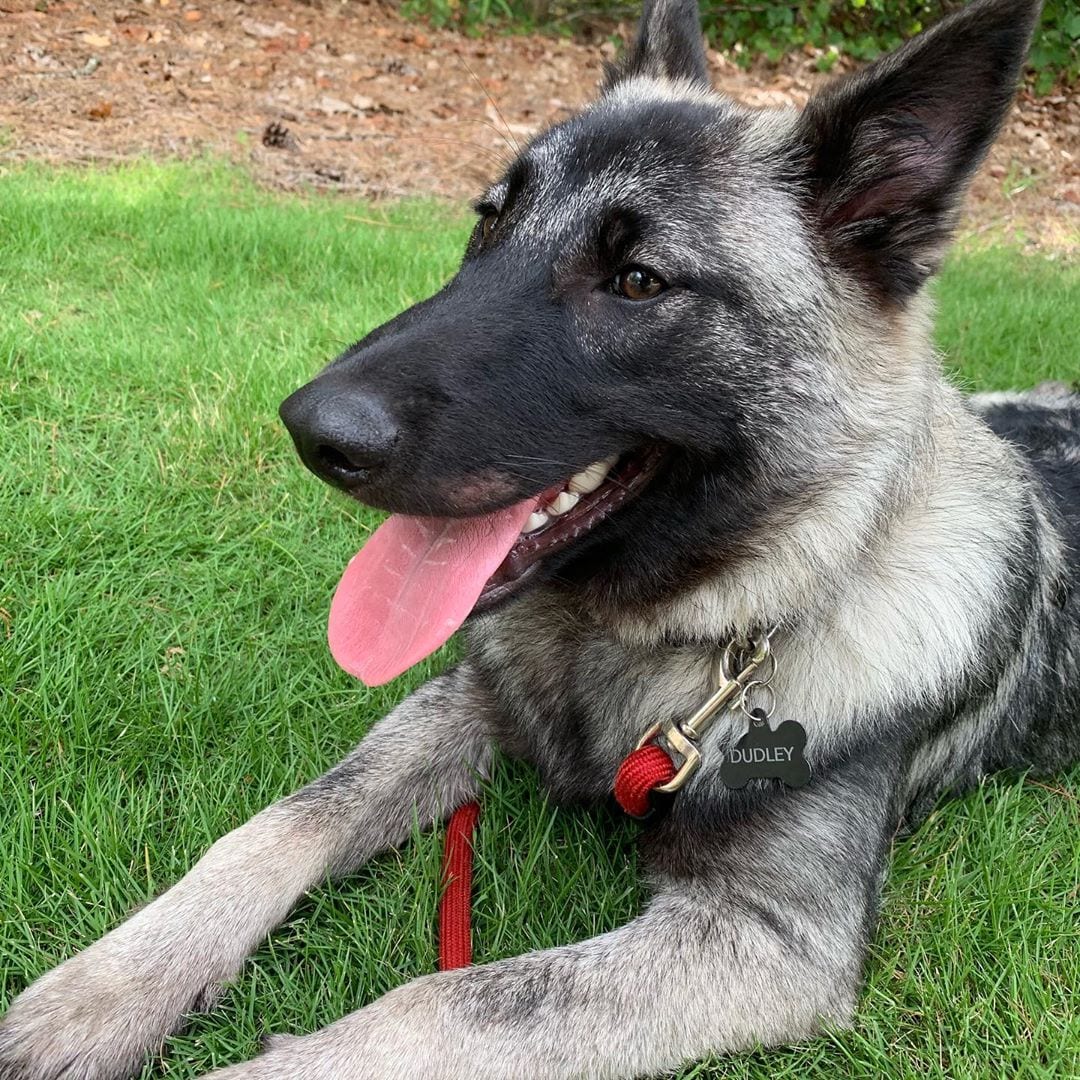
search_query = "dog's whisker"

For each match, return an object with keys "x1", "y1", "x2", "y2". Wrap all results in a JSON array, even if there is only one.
[
  {"x1": 457, "y1": 55, "x2": 521, "y2": 156},
  {"x1": 350, "y1": 130, "x2": 513, "y2": 168},
  {"x1": 446, "y1": 117, "x2": 528, "y2": 155},
  {"x1": 494, "y1": 454, "x2": 589, "y2": 470}
]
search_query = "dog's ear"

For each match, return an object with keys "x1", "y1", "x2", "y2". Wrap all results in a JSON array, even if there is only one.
[
  {"x1": 794, "y1": 0, "x2": 1042, "y2": 305},
  {"x1": 603, "y1": 0, "x2": 710, "y2": 91}
]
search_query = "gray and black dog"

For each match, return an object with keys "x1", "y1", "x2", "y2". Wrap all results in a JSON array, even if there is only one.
[{"x1": 2, "y1": 0, "x2": 1077, "y2": 1076}]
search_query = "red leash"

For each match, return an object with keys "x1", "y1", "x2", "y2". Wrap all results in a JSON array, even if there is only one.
[
  {"x1": 437, "y1": 749, "x2": 675, "y2": 969},
  {"x1": 613, "y1": 743, "x2": 677, "y2": 817},
  {"x1": 438, "y1": 800, "x2": 481, "y2": 970}
]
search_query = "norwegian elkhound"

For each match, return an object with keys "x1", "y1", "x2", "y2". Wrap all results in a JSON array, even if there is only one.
[{"x1": 2, "y1": 0, "x2": 1077, "y2": 1076}]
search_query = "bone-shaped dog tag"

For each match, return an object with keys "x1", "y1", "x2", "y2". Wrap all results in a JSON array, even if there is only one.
[{"x1": 720, "y1": 708, "x2": 810, "y2": 789}]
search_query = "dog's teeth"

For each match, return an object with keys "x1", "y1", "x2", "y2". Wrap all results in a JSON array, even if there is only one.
[
  {"x1": 525, "y1": 511, "x2": 549, "y2": 533},
  {"x1": 547, "y1": 491, "x2": 579, "y2": 516},
  {"x1": 568, "y1": 473, "x2": 600, "y2": 495},
  {"x1": 569, "y1": 463, "x2": 607, "y2": 495}
]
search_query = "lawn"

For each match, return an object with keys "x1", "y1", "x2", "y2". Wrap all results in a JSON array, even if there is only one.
[{"x1": 1, "y1": 163, "x2": 1077, "y2": 1080}]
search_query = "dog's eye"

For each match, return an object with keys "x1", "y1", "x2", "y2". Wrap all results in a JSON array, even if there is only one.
[
  {"x1": 480, "y1": 212, "x2": 498, "y2": 245},
  {"x1": 614, "y1": 266, "x2": 665, "y2": 301}
]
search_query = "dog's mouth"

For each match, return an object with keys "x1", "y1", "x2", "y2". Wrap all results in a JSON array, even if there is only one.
[
  {"x1": 476, "y1": 445, "x2": 664, "y2": 612},
  {"x1": 327, "y1": 445, "x2": 663, "y2": 686}
]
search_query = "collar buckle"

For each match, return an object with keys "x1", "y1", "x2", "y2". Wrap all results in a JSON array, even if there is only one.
[{"x1": 629, "y1": 631, "x2": 774, "y2": 795}]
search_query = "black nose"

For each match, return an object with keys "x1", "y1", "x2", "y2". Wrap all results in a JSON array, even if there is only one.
[{"x1": 279, "y1": 378, "x2": 400, "y2": 490}]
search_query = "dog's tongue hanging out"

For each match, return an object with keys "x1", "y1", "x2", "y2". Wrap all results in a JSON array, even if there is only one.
[{"x1": 327, "y1": 499, "x2": 535, "y2": 686}]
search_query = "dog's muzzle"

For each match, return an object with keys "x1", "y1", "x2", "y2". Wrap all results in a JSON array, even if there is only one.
[{"x1": 279, "y1": 377, "x2": 400, "y2": 492}]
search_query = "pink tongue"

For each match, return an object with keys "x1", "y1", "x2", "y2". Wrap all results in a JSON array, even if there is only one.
[{"x1": 328, "y1": 499, "x2": 536, "y2": 686}]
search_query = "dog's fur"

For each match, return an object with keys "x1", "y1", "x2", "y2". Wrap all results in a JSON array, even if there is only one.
[{"x1": 2, "y1": 1, "x2": 1077, "y2": 1077}]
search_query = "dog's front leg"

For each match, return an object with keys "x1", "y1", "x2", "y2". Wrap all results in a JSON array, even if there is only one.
[
  {"x1": 206, "y1": 761, "x2": 898, "y2": 1080},
  {"x1": 0, "y1": 665, "x2": 494, "y2": 1080}
]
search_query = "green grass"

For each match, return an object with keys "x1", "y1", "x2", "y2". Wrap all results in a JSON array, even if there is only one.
[{"x1": 1, "y1": 162, "x2": 1077, "y2": 1079}]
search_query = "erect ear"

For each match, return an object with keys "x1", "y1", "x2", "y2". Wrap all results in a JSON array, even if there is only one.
[
  {"x1": 603, "y1": 0, "x2": 710, "y2": 92},
  {"x1": 794, "y1": 0, "x2": 1042, "y2": 305}
]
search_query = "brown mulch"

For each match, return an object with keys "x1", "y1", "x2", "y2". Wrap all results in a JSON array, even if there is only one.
[{"x1": 2, "y1": 0, "x2": 1078, "y2": 252}]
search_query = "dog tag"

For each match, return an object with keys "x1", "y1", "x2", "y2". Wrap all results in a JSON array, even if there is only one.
[{"x1": 720, "y1": 709, "x2": 810, "y2": 789}]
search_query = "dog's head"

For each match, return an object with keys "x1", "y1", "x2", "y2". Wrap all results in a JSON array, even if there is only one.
[{"x1": 280, "y1": 0, "x2": 1041, "y2": 682}]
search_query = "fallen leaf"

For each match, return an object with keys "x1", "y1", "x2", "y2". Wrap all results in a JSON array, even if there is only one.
[
  {"x1": 385, "y1": 58, "x2": 419, "y2": 77},
  {"x1": 120, "y1": 26, "x2": 151, "y2": 43},
  {"x1": 87, "y1": 100, "x2": 113, "y2": 120},
  {"x1": 80, "y1": 31, "x2": 112, "y2": 48},
  {"x1": 159, "y1": 645, "x2": 186, "y2": 675},
  {"x1": 297, "y1": 31, "x2": 312, "y2": 52},
  {"x1": 241, "y1": 18, "x2": 295, "y2": 39},
  {"x1": 183, "y1": 9, "x2": 202, "y2": 21},
  {"x1": 316, "y1": 94, "x2": 354, "y2": 114},
  {"x1": 24, "y1": 44, "x2": 60, "y2": 68}
]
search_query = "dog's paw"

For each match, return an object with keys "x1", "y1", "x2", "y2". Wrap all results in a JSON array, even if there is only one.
[
  {"x1": 202, "y1": 1041, "x2": 311, "y2": 1080},
  {"x1": 199, "y1": 975, "x2": 477, "y2": 1080},
  {"x1": 0, "y1": 947, "x2": 217, "y2": 1080},
  {"x1": 257, "y1": 1033, "x2": 303, "y2": 1055},
  {"x1": 0, "y1": 956, "x2": 153, "y2": 1080}
]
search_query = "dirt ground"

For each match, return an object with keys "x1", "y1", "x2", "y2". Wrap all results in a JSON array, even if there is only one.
[{"x1": 2, "y1": 0, "x2": 1078, "y2": 252}]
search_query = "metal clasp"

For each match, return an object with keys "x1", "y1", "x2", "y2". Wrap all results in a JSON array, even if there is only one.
[
  {"x1": 632, "y1": 718, "x2": 702, "y2": 795},
  {"x1": 633, "y1": 633, "x2": 773, "y2": 794}
]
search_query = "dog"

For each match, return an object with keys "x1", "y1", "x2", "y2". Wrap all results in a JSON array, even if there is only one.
[{"x1": 2, "y1": 0, "x2": 1077, "y2": 1076}]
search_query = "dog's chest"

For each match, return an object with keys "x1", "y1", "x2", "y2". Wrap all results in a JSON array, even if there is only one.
[{"x1": 467, "y1": 593, "x2": 714, "y2": 802}]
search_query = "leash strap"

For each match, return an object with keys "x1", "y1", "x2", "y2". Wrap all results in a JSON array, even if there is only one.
[
  {"x1": 613, "y1": 743, "x2": 677, "y2": 817},
  {"x1": 437, "y1": 749, "x2": 672, "y2": 969},
  {"x1": 438, "y1": 800, "x2": 481, "y2": 970}
]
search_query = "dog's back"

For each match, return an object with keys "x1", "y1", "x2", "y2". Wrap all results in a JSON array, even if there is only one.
[
  {"x1": 976, "y1": 383, "x2": 1080, "y2": 532},
  {"x1": 968, "y1": 383, "x2": 1080, "y2": 777}
]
